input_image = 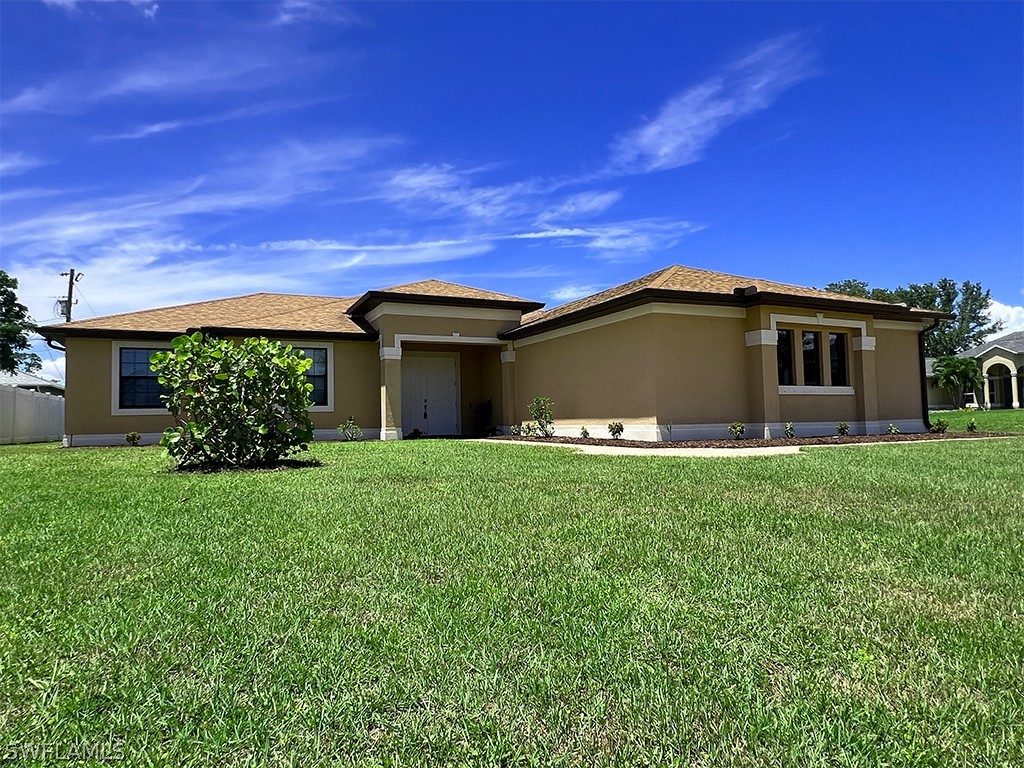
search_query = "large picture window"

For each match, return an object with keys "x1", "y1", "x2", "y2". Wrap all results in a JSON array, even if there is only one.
[
  {"x1": 296, "y1": 347, "x2": 328, "y2": 407},
  {"x1": 119, "y1": 348, "x2": 170, "y2": 409}
]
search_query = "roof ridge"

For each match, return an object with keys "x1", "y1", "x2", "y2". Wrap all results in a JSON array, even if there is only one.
[{"x1": 646, "y1": 264, "x2": 682, "y2": 290}]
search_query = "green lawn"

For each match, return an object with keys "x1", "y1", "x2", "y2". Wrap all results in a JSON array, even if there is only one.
[
  {"x1": 2, "y1": 440, "x2": 1023, "y2": 766},
  {"x1": 933, "y1": 408, "x2": 1024, "y2": 434}
]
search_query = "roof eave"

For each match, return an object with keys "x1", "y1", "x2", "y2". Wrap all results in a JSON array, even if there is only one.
[{"x1": 503, "y1": 289, "x2": 955, "y2": 340}]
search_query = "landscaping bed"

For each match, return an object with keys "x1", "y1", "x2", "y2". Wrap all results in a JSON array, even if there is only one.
[{"x1": 489, "y1": 430, "x2": 1014, "y2": 449}]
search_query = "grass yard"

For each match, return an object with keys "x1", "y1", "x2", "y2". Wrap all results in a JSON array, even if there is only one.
[
  {"x1": 934, "y1": 408, "x2": 1024, "y2": 434},
  {"x1": 1, "y1": 439, "x2": 1023, "y2": 766}
]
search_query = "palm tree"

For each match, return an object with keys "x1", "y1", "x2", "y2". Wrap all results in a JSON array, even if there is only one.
[{"x1": 931, "y1": 356, "x2": 982, "y2": 408}]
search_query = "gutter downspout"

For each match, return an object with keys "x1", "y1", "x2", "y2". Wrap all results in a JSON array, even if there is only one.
[
  {"x1": 45, "y1": 338, "x2": 66, "y2": 353},
  {"x1": 918, "y1": 318, "x2": 941, "y2": 431}
]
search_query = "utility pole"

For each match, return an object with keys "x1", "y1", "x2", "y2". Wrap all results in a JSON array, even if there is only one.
[{"x1": 58, "y1": 269, "x2": 83, "y2": 323}]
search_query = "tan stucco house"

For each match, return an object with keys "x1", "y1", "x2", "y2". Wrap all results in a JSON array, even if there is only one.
[
  {"x1": 925, "y1": 331, "x2": 1024, "y2": 410},
  {"x1": 38, "y1": 264, "x2": 951, "y2": 446}
]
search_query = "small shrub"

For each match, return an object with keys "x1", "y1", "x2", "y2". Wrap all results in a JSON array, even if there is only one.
[
  {"x1": 528, "y1": 396, "x2": 555, "y2": 437},
  {"x1": 125, "y1": 431, "x2": 141, "y2": 446},
  {"x1": 784, "y1": 422, "x2": 795, "y2": 439},
  {"x1": 966, "y1": 418, "x2": 977, "y2": 433},
  {"x1": 580, "y1": 425, "x2": 590, "y2": 438},
  {"x1": 837, "y1": 422, "x2": 850, "y2": 436},
  {"x1": 337, "y1": 416, "x2": 364, "y2": 442},
  {"x1": 930, "y1": 418, "x2": 949, "y2": 434},
  {"x1": 608, "y1": 421, "x2": 624, "y2": 439},
  {"x1": 728, "y1": 422, "x2": 745, "y2": 439},
  {"x1": 521, "y1": 422, "x2": 538, "y2": 437},
  {"x1": 887, "y1": 423, "x2": 900, "y2": 435},
  {"x1": 508, "y1": 424, "x2": 521, "y2": 436},
  {"x1": 406, "y1": 427, "x2": 424, "y2": 440}
]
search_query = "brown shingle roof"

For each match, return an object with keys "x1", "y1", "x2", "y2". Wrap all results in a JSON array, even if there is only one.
[
  {"x1": 378, "y1": 279, "x2": 535, "y2": 304},
  {"x1": 510, "y1": 264, "x2": 948, "y2": 336},
  {"x1": 39, "y1": 293, "x2": 370, "y2": 340},
  {"x1": 346, "y1": 278, "x2": 544, "y2": 315}
]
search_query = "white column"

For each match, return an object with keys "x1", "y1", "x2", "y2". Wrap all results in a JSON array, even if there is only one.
[
  {"x1": 982, "y1": 374, "x2": 991, "y2": 409},
  {"x1": 1012, "y1": 373, "x2": 1020, "y2": 409}
]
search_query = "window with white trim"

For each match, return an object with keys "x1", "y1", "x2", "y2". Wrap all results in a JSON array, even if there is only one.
[
  {"x1": 118, "y1": 347, "x2": 170, "y2": 409},
  {"x1": 777, "y1": 327, "x2": 851, "y2": 388},
  {"x1": 295, "y1": 346, "x2": 329, "y2": 406}
]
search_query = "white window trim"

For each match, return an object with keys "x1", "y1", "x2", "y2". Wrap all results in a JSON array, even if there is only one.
[
  {"x1": 779, "y1": 385, "x2": 855, "y2": 396},
  {"x1": 292, "y1": 341, "x2": 334, "y2": 413},
  {"x1": 365, "y1": 302, "x2": 521, "y2": 325},
  {"x1": 110, "y1": 340, "x2": 173, "y2": 416},
  {"x1": 769, "y1": 312, "x2": 867, "y2": 334}
]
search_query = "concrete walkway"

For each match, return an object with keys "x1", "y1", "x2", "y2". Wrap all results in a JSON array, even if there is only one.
[
  {"x1": 480, "y1": 439, "x2": 801, "y2": 457},
  {"x1": 479, "y1": 436, "x2": 1014, "y2": 458}
]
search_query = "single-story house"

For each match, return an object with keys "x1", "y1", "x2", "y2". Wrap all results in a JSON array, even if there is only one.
[
  {"x1": 38, "y1": 264, "x2": 951, "y2": 446},
  {"x1": 0, "y1": 370, "x2": 65, "y2": 397},
  {"x1": 925, "y1": 330, "x2": 1024, "y2": 410}
]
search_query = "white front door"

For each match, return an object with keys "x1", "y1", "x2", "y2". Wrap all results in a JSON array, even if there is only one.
[{"x1": 401, "y1": 354, "x2": 459, "y2": 436}]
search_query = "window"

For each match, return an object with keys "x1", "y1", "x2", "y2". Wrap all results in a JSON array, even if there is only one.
[
  {"x1": 802, "y1": 331, "x2": 822, "y2": 387},
  {"x1": 296, "y1": 347, "x2": 328, "y2": 406},
  {"x1": 777, "y1": 329, "x2": 794, "y2": 385},
  {"x1": 119, "y1": 348, "x2": 169, "y2": 409},
  {"x1": 829, "y1": 332, "x2": 848, "y2": 387}
]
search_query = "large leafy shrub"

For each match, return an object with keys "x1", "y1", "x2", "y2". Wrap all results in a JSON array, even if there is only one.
[{"x1": 151, "y1": 333, "x2": 315, "y2": 469}]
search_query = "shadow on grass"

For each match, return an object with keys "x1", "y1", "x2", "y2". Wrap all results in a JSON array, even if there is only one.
[{"x1": 170, "y1": 457, "x2": 325, "y2": 474}]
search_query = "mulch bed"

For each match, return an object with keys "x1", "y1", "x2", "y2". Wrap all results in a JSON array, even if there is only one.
[{"x1": 487, "y1": 432, "x2": 1015, "y2": 449}]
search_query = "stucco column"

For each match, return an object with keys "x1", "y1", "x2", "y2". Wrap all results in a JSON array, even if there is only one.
[
  {"x1": 743, "y1": 326, "x2": 781, "y2": 438},
  {"x1": 852, "y1": 334, "x2": 879, "y2": 433},
  {"x1": 982, "y1": 374, "x2": 991, "y2": 409},
  {"x1": 380, "y1": 346, "x2": 402, "y2": 440},
  {"x1": 1011, "y1": 373, "x2": 1020, "y2": 409},
  {"x1": 500, "y1": 348, "x2": 517, "y2": 430}
]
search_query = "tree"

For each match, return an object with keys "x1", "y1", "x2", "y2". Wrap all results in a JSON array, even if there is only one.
[
  {"x1": 0, "y1": 270, "x2": 42, "y2": 374},
  {"x1": 931, "y1": 356, "x2": 982, "y2": 408},
  {"x1": 825, "y1": 277, "x2": 1004, "y2": 357},
  {"x1": 151, "y1": 333, "x2": 315, "y2": 469}
]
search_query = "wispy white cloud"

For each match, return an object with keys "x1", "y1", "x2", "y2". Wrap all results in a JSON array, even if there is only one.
[
  {"x1": 1, "y1": 44, "x2": 298, "y2": 115},
  {"x1": 1, "y1": 137, "x2": 400, "y2": 255},
  {"x1": 608, "y1": 32, "x2": 815, "y2": 174},
  {"x1": 42, "y1": 0, "x2": 159, "y2": 18},
  {"x1": 376, "y1": 164, "x2": 539, "y2": 222},
  {"x1": 988, "y1": 300, "x2": 1024, "y2": 334},
  {"x1": 536, "y1": 190, "x2": 622, "y2": 225},
  {"x1": 273, "y1": 0, "x2": 361, "y2": 26},
  {"x1": 93, "y1": 98, "x2": 333, "y2": 141},
  {"x1": 547, "y1": 284, "x2": 603, "y2": 302},
  {"x1": 0, "y1": 151, "x2": 49, "y2": 176}
]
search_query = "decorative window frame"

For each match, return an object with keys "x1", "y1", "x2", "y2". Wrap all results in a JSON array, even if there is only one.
[
  {"x1": 110, "y1": 340, "x2": 173, "y2": 416},
  {"x1": 767, "y1": 313, "x2": 862, "y2": 396}
]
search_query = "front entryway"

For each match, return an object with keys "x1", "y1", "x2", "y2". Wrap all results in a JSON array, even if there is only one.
[{"x1": 401, "y1": 353, "x2": 460, "y2": 436}]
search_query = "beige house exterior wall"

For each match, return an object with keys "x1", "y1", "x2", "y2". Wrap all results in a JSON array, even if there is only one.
[
  {"x1": 63, "y1": 336, "x2": 380, "y2": 445},
  {"x1": 512, "y1": 313, "x2": 659, "y2": 433},
  {"x1": 874, "y1": 328, "x2": 925, "y2": 421}
]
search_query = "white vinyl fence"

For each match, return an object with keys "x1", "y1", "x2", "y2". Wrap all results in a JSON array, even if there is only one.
[{"x1": 0, "y1": 386, "x2": 65, "y2": 444}]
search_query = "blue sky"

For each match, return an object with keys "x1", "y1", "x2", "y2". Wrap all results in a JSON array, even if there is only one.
[{"x1": 1, "y1": 0, "x2": 1022, "y2": 380}]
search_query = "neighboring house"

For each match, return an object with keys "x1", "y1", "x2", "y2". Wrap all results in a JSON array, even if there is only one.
[
  {"x1": 0, "y1": 370, "x2": 65, "y2": 397},
  {"x1": 924, "y1": 331, "x2": 1024, "y2": 410},
  {"x1": 962, "y1": 330, "x2": 1023, "y2": 409},
  {"x1": 38, "y1": 264, "x2": 951, "y2": 446}
]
